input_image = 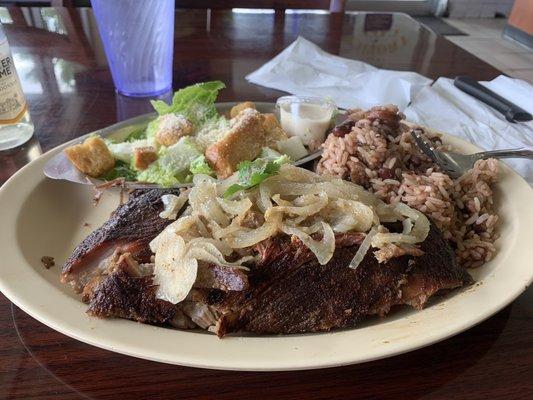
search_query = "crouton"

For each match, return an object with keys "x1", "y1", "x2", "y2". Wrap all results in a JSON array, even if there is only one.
[
  {"x1": 155, "y1": 113, "x2": 193, "y2": 147},
  {"x1": 64, "y1": 136, "x2": 115, "y2": 177},
  {"x1": 261, "y1": 113, "x2": 288, "y2": 147},
  {"x1": 230, "y1": 101, "x2": 256, "y2": 118},
  {"x1": 205, "y1": 109, "x2": 266, "y2": 178},
  {"x1": 133, "y1": 146, "x2": 158, "y2": 170}
]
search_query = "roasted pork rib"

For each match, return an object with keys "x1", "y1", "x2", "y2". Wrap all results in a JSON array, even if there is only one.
[
  {"x1": 213, "y1": 226, "x2": 471, "y2": 336},
  {"x1": 61, "y1": 189, "x2": 181, "y2": 292},
  {"x1": 63, "y1": 189, "x2": 472, "y2": 336}
]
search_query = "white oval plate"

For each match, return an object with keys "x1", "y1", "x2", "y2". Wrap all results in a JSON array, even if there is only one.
[{"x1": 0, "y1": 128, "x2": 532, "y2": 371}]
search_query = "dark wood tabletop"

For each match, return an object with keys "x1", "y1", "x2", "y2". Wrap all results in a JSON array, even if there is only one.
[{"x1": 0, "y1": 6, "x2": 531, "y2": 400}]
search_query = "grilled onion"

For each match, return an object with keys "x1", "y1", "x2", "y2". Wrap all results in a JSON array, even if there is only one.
[{"x1": 151, "y1": 164, "x2": 430, "y2": 304}]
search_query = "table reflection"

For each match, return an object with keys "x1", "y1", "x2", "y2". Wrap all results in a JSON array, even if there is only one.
[
  {"x1": 0, "y1": 135, "x2": 42, "y2": 185},
  {"x1": 0, "y1": 6, "x2": 439, "y2": 98},
  {"x1": 8, "y1": 297, "x2": 512, "y2": 400}
]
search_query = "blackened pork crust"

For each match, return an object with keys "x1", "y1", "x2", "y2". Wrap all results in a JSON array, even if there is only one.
[
  {"x1": 80, "y1": 224, "x2": 471, "y2": 336},
  {"x1": 215, "y1": 225, "x2": 471, "y2": 336},
  {"x1": 85, "y1": 267, "x2": 176, "y2": 325},
  {"x1": 400, "y1": 225, "x2": 472, "y2": 309},
  {"x1": 61, "y1": 189, "x2": 181, "y2": 291},
  {"x1": 195, "y1": 264, "x2": 249, "y2": 291}
]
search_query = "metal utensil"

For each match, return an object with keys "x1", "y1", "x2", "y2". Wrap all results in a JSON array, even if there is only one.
[
  {"x1": 411, "y1": 128, "x2": 533, "y2": 179},
  {"x1": 453, "y1": 76, "x2": 532, "y2": 123},
  {"x1": 292, "y1": 148, "x2": 323, "y2": 166}
]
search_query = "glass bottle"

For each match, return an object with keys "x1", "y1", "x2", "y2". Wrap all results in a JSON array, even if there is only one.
[{"x1": 0, "y1": 22, "x2": 33, "y2": 150}]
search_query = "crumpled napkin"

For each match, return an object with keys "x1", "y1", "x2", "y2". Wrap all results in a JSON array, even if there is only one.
[
  {"x1": 404, "y1": 76, "x2": 533, "y2": 184},
  {"x1": 246, "y1": 36, "x2": 432, "y2": 110},
  {"x1": 247, "y1": 37, "x2": 532, "y2": 184}
]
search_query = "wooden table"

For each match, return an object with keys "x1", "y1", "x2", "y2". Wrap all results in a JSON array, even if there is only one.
[{"x1": 0, "y1": 7, "x2": 531, "y2": 400}]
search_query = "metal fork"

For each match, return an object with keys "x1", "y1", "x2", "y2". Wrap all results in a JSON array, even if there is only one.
[{"x1": 411, "y1": 128, "x2": 533, "y2": 179}]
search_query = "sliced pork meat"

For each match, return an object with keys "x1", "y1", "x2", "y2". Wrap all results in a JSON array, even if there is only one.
[
  {"x1": 194, "y1": 263, "x2": 249, "y2": 291},
  {"x1": 62, "y1": 188, "x2": 471, "y2": 337},
  {"x1": 180, "y1": 302, "x2": 218, "y2": 329},
  {"x1": 73, "y1": 223, "x2": 470, "y2": 336},
  {"x1": 61, "y1": 188, "x2": 182, "y2": 292},
  {"x1": 83, "y1": 252, "x2": 177, "y2": 325},
  {"x1": 80, "y1": 250, "x2": 248, "y2": 327},
  {"x1": 212, "y1": 225, "x2": 471, "y2": 336}
]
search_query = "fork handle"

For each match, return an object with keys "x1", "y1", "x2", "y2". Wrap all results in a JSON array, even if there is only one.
[{"x1": 474, "y1": 148, "x2": 533, "y2": 160}]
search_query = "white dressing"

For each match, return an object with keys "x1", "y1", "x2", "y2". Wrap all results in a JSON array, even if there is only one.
[{"x1": 277, "y1": 97, "x2": 336, "y2": 145}]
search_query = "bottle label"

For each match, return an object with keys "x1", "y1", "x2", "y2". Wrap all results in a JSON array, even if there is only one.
[{"x1": 0, "y1": 39, "x2": 27, "y2": 124}]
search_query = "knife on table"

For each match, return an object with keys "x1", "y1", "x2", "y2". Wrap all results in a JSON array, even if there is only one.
[{"x1": 453, "y1": 75, "x2": 532, "y2": 123}]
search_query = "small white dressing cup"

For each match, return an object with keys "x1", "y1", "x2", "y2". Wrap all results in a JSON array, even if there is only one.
[{"x1": 276, "y1": 96, "x2": 337, "y2": 146}]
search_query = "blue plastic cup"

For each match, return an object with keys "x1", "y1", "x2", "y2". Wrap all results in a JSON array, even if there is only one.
[
  {"x1": 91, "y1": 0, "x2": 174, "y2": 97},
  {"x1": 116, "y1": 90, "x2": 172, "y2": 121}
]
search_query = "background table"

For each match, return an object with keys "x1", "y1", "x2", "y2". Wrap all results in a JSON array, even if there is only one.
[{"x1": 0, "y1": 7, "x2": 531, "y2": 400}]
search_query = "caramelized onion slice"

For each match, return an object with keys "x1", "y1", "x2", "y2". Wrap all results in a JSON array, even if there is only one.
[
  {"x1": 189, "y1": 180, "x2": 229, "y2": 226},
  {"x1": 349, "y1": 227, "x2": 377, "y2": 270},
  {"x1": 150, "y1": 164, "x2": 432, "y2": 303},
  {"x1": 322, "y1": 198, "x2": 375, "y2": 233},
  {"x1": 271, "y1": 192, "x2": 328, "y2": 216},
  {"x1": 159, "y1": 191, "x2": 189, "y2": 220},
  {"x1": 281, "y1": 222, "x2": 335, "y2": 265},
  {"x1": 216, "y1": 197, "x2": 253, "y2": 216},
  {"x1": 152, "y1": 235, "x2": 196, "y2": 304},
  {"x1": 394, "y1": 202, "x2": 430, "y2": 242}
]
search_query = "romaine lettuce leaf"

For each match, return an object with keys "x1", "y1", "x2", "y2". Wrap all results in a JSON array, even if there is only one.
[
  {"x1": 100, "y1": 160, "x2": 138, "y2": 181},
  {"x1": 137, "y1": 136, "x2": 202, "y2": 187},
  {"x1": 224, "y1": 155, "x2": 290, "y2": 198},
  {"x1": 124, "y1": 127, "x2": 147, "y2": 142},
  {"x1": 150, "y1": 81, "x2": 225, "y2": 127},
  {"x1": 106, "y1": 138, "x2": 156, "y2": 164},
  {"x1": 190, "y1": 155, "x2": 215, "y2": 176},
  {"x1": 194, "y1": 116, "x2": 230, "y2": 150},
  {"x1": 276, "y1": 136, "x2": 308, "y2": 161},
  {"x1": 145, "y1": 118, "x2": 159, "y2": 140},
  {"x1": 136, "y1": 163, "x2": 189, "y2": 187}
]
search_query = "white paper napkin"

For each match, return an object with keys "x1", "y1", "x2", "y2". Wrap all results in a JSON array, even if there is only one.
[
  {"x1": 404, "y1": 76, "x2": 533, "y2": 184},
  {"x1": 246, "y1": 36, "x2": 432, "y2": 110},
  {"x1": 247, "y1": 37, "x2": 532, "y2": 183}
]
